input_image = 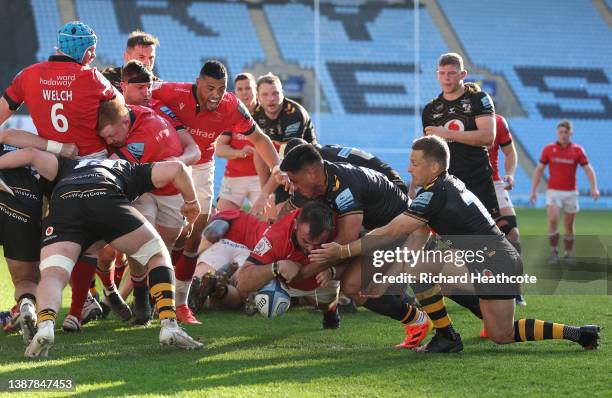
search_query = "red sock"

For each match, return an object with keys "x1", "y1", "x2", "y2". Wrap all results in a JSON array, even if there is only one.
[
  {"x1": 96, "y1": 267, "x2": 115, "y2": 290},
  {"x1": 549, "y1": 232, "x2": 559, "y2": 251},
  {"x1": 174, "y1": 254, "x2": 198, "y2": 282},
  {"x1": 171, "y1": 248, "x2": 183, "y2": 266},
  {"x1": 563, "y1": 235, "x2": 574, "y2": 253},
  {"x1": 69, "y1": 260, "x2": 97, "y2": 320},
  {"x1": 114, "y1": 265, "x2": 127, "y2": 287}
]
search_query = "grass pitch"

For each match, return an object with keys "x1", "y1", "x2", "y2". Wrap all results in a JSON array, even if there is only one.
[{"x1": 0, "y1": 209, "x2": 610, "y2": 397}]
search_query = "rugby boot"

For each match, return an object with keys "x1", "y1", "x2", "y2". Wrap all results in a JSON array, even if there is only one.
[
  {"x1": 19, "y1": 298, "x2": 37, "y2": 344},
  {"x1": 176, "y1": 304, "x2": 201, "y2": 325},
  {"x1": 62, "y1": 314, "x2": 82, "y2": 333},
  {"x1": 413, "y1": 331, "x2": 464, "y2": 353},
  {"x1": 101, "y1": 288, "x2": 132, "y2": 321},
  {"x1": 159, "y1": 318, "x2": 203, "y2": 350},
  {"x1": 395, "y1": 317, "x2": 433, "y2": 349},
  {"x1": 24, "y1": 320, "x2": 54, "y2": 358},
  {"x1": 81, "y1": 294, "x2": 103, "y2": 324},
  {"x1": 322, "y1": 307, "x2": 340, "y2": 329},
  {"x1": 131, "y1": 284, "x2": 152, "y2": 327}
]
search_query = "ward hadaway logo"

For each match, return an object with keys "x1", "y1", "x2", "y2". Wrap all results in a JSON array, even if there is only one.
[{"x1": 45, "y1": 226, "x2": 54, "y2": 236}]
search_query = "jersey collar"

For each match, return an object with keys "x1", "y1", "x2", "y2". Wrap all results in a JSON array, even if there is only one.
[
  {"x1": 191, "y1": 84, "x2": 201, "y2": 115},
  {"x1": 48, "y1": 55, "x2": 80, "y2": 64},
  {"x1": 424, "y1": 170, "x2": 447, "y2": 190}
]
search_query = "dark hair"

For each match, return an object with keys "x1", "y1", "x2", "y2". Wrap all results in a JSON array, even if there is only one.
[
  {"x1": 557, "y1": 120, "x2": 572, "y2": 130},
  {"x1": 126, "y1": 30, "x2": 159, "y2": 49},
  {"x1": 438, "y1": 52, "x2": 464, "y2": 70},
  {"x1": 200, "y1": 60, "x2": 227, "y2": 80},
  {"x1": 411, "y1": 136, "x2": 449, "y2": 170},
  {"x1": 280, "y1": 143, "x2": 322, "y2": 173},
  {"x1": 282, "y1": 138, "x2": 308, "y2": 158},
  {"x1": 234, "y1": 72, "x2": 255, "y2": 84},
  {"x1": 297, "y1": 201, "x2": 334, "y2": 239},
  {"x1": 121, "y1": 60, "x2": 153, "y2": 82},
  {"x1": 256, "y1": 72, "x2": 282, "y2": 90}
]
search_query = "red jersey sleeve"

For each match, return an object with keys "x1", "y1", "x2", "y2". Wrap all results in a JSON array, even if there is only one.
[
  {"x1": 228, "y1": 93, "x2": 256, "y2": 136},
  {"x1": 4, "y1": 69, "x2": 27, "y2": 109},
  {"x1": 540, "y1": 146, "x2": 551, "y2": 164},
  {"x1": 496, "y1": 115, "x2": 513, "y2": 147},
  {"x1": 91, "y1": 68, "x2": 118, "y2": 101},
  {"x1": 576, "y1": 145, "x2": 589, "y2": 166}
]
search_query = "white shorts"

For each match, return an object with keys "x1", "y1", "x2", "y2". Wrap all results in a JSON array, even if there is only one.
[
  {"x1": 287, "y1": 281, "x2": 340, "y2": 304},
  {"x1": 546, "y1": 189, "x2": 579, "y2": 213},
  {"x1": 196, "y1": 239, "x2": 250, "y2": 271},
  {"x1": 191, "y1": 162, "x2": 215, "y2": 215},
  {"x1": 219, "y1": 175, "x2": 261, "y2": 207},
  {"x1": 494, "y1": 180, "x2": 514, "y2": 210},
  {"x1": 133, "y1": 192, "x2": 187, "y2": 229}
]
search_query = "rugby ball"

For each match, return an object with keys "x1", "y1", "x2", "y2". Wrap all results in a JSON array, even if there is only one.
[{"x1": 255, "y1": 278, "x2": 291, "y2": 318}]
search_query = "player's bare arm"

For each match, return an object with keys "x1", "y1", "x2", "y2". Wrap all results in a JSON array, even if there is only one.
[
  {"x1": 236, "y1": 260, "x2": 300, "y2": 293},
  {"x1": 0, "y1": 97, "x2": 15, "y2": 125},
  {"x1": 582, "y1": 164, "x2": 600, "y2": 200},
  {"x1": 216, "y1": 134, "x2": 254, "y2": 160},
  {"x1": 501, "y1": 142, "x2": 517, "y2": 189},
  {"x1": 0, "y1": 147, "x2": 58, "y2": 181},
  {"x1": 530, "y1": 163, "x2": 546, "y2": 202},
  {"x1": 176, "y1": 129, "x2": 201, "y2": 165},
  {"x1": 309, "y1": 213, "x2": 425, "y2": 263},
  {"x1": 0, "y1": 128, "x2": 78, "y2": 158},
  {"x1": 151, "y1": 160, "x2": 200, "y2": 223}
]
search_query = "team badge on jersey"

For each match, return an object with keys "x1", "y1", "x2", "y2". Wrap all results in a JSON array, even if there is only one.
[
  {"x1": 127, "y1": 142, "x2": 145, "y2": 162},
  {"x1": 444, "y1": 119, "x2": 464, "y2": 131},
  {"x1": 254, "y1": 237, "x2": 272, "y2": 256},
  {"x1": 335, "y1": 188, "x2": 356, "y2": 212}
]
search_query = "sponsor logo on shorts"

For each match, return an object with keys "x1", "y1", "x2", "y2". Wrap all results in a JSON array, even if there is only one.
[
  {"x1": 482, "y1": 268, "x2": 493, "y2": 277},
  {"x1": 253, "y1": 237, "x2": 272, "y2": 256},
  {"x1": 45, "y1": 226, "x2": 54, "y2": 236}
]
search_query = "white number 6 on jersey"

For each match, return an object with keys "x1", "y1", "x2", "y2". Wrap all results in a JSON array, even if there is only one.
[{"x1": 51, "y1": 103, "x2": 68, "y2": 133}]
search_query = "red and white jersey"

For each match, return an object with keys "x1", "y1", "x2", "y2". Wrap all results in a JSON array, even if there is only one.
[
  {"x1": 209, "y1": 209, "x2": 268, "y2": 250},
  {"x1": 539, "y1": 142, "x2": 588, "y2": 191},
  {"x1": 488, "y1": 114, "x2": 513, "y2": 182},
  {"x1": 151, "y1": 83, "x2": 255, "y2": 164},
  {"x1": 112, "y1": 105, "x2": 183, "y2": 195},
  {"x1": 4, "y1": 55, "x2": 117, "y2": 156},
  {"x1": 247, "y1": 209, "x2": 336, "y2": 291},
  {"x1": 222, "y1": 131, "x2": 257, "y2": 177}
]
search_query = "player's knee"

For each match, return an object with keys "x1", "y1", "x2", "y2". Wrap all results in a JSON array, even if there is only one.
[
  {"x1": 487, "y1": 326, "x2": 515, "y2": 344},
  {"x1": 39, "y1": 254, "x2": 76, "y2": 275},
  {"x1": 130, "y1": 237, "x2": 166, "y2": 267},
  {"x1": 97, "y1": 245, "x2": 117, "y2": 265}
]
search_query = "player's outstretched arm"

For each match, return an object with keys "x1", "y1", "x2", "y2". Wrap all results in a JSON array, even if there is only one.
[
  {"x1": 582, "y1": 164, "x2": 600, "y2": 200},
  {"x1": 0, "y1": 147, "x2": 58, "y2": 181},
  {"x1": 0, "y1": 128, "x2": 78, "y2": 158},
  {"x1": 176, "y1": 129, "x2": 201, "y2": 165},
  {"x1": 247, "y1": 126, "x2": 280, "y2": 169},
  {"x1": 151, "y1": 160, "x2": 200, "y2": 223},
  {"x1": 530, "y1": 163, "x2": 546, "y2": 202},
  {"x1": 309, "y1": 213, "x2": 424, "y2": 263}
]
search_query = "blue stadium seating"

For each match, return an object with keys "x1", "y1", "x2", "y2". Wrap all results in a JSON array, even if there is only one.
[
  {"x1": 438, "y1": 0, "x2": 612, "y2": 197},
  {"x1": 20, "y1": 0, "x2": 612, "y2": 205}
]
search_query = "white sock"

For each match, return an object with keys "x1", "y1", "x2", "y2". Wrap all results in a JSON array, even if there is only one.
[{"x1": 175, "y1": 279, "x2": 191, "y2": 307}]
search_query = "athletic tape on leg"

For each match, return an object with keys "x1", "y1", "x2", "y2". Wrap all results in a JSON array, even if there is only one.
[
  {"x1": 130, "y1": 238, "x2": 165, "y2": 266},
  {"x1": 39, "y1": 254, "x2": 76, "y2": 274}
]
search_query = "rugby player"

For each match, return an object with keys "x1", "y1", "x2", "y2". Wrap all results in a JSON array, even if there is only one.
[
  {"x1": 0, "y1": 21, "x2": 122, "y2": 332},
  {"x1": 311, "y1": 136, "x2": 601, "y2": 352},
  {"x1": 152, "y1": 60, "x2": 280, "y2": 324},
  {"x1": 253, "y1": 73, "x2": 317, "y2": 210},
  {"x1": 0, "y1": 129, "x2": 77, "y2": 341},
  {"x1": 236, "y1": 202, "x2": 341, "y2": 328},
  {"x1": 189, "y1": 209, "x2": 270, "y2": 311},
  {"x1": 216, "y1": 73, "x2": 265, "y2": 211},
  {"x1": 0, "y1": 144, "x2": 204, "y2": 357},
  {"x1": 278, "y1": 144, "x2": 432, "y2": 347},
  {"x1": 102, "y1": 30, "x2": 160, "y2": 90},
  {"x1": 530, "y1": 120, "x2": 599, "y2": 265}
]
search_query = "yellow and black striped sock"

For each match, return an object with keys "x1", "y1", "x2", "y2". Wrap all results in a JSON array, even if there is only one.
[
  {"x1": 149, "y1": 266, "x2": 176, "y2": 321},
  {"x1": 37, "y1": 308, "x2": 57, "y2": 325},
  {"x1": 400, "y1": 304, "x2": 425, "y2": 325},
  {"x1": 415, "y1": 284, "x2": 451, "y2": 329},
  {"x1": 514, "y1": 319, "x2": 580, "y2": 342}
]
